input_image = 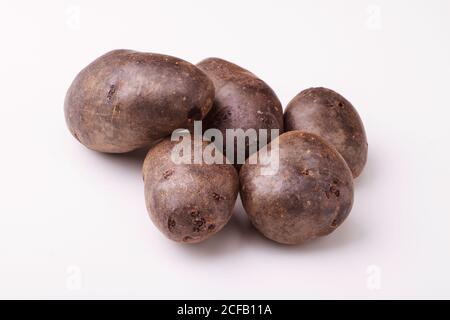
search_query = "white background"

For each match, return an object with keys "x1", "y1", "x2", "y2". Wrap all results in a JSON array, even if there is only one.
[{"x1": 0, "y1": 0, "x2": 449, "y2": 299}]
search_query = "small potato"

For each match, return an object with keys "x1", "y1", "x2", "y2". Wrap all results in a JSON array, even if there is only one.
[
  {"x1": 196, "y1": 58, "x2": 283, "y2": 166},
  {"x1": 284, "y1": 87, "x2": 368, "y2": 178},
  {"x1": 65, "y1": 49, "x2": 215, "y2": 153},
  {"x1": 143, "y1": 137, "x2": 239, "y2": 243},
  {"x1": 240, "y1": 131, "x2": 354, "y2": 245}
]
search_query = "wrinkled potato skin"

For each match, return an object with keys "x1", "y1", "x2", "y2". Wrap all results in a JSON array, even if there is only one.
[
  {"x1": 197, "y1": 58, "x2": 283, "y2": 166},
  {"x1": 240, "y1": 131, "x2": 354, "y2": 245},
  {"x1": 65, "y1": 50, "x2": 215, "y2": 153},
  {"x1": 284, "y1": 87, "x2": 368, "y2": 178},
  {"x1": 143, "y1": 138, "x2": 239, "y2": 243}
]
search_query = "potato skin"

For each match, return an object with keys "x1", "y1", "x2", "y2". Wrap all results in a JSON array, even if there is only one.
[
  {"x1": 284, "y1": 87, "x2": 368, "y2": 178},
  {"x1": 143, "y1": 138, "x2": 239, "y2": 243},
  {"x1": 196, "y1": 58, "x2": 283, "y2": 166},
  {"x1": 65, "y1": 50, "x2": 215, "y2": 153},
  {"x1": 239, "y1": 131, "x2": 354, "y2": 245}
]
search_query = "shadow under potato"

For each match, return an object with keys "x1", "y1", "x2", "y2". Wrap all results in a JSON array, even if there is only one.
[
  {"x1": 85, "y1": 138, "x2": 366, "y2": 252},
  {"x1": 353, "y1": 146, "x2": 377, "y2": 191},
  {"x1": 171, "y1": 195, "x2": 363, "y2": 256},
  {"x1": 92, "y1": 146, "x2": 151, "y2": 177}
]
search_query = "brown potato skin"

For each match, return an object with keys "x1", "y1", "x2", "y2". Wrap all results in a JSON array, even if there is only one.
[
  {"x1": 239, "y1": 131, "x2": 354, "y2": 245},
  {"x1": 196, "y1": 58, "x2": 283, "y2": 166},
  {"x1": 65, "y1": 50, "x2": 215, "y2": 153},
  {"x1": 284, "y1": 87, "x2": 368, "y2": 178},
  {"x1": 143, "y1": 138, "x2": 239, "y2": 243}
]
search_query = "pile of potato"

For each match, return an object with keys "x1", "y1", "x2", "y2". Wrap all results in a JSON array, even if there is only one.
[{"x1": 65, "y1": 50, "x2": 367, "y2": 245}]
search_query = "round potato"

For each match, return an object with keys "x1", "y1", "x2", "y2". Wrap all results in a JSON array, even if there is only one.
[
  {"x1": 65, "y1": 49, "x2": 215, "y2": 153},
  {"x1": 143, "y1": 137, "x2": 239, "y2": 243},
  {"x1": 240, "y1": 131, "x2": 354, "y2": 245},
  {"x1": 196, "y1": 57, "x2": 283, "y2": 167},
  {"x1": 284, "y1": 87, "x2": 368, "y2": 178}
]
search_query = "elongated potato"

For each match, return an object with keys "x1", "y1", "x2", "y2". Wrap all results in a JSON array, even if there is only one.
[
  {"x1": 143, "y1": 137, "x2": 239, "y2": 243},
  {"x1": 196, "y1": 58, "x2": 283, "y2": 166},
  {"x1": 284, "y1": 87, "x2": 368, "y2": 178},
  {"x1": 65, "y1": 50, "x2": 215, "y2": 153},
  {"x1": 240, "y1": 131, "x2": 354, "y2": 245}
]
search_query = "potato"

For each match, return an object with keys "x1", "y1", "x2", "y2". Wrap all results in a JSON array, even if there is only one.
[
  {"x1": 143, "y1": 137, "x2": 239, "y2": 243},
  {"x1": 284, "y1": 87, "x2": 368, "y2": 178},
  {"x1": 239, "y1": 131, "x2": 354, "y2": 245},
  {"x1": 196, "y1": 57, "x2": 283, "y2": 167},
  {"x1": 64, "y1": 49, "x2": 215, "y2": 153}
]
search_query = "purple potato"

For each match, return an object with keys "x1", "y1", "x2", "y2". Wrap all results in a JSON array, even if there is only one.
[
  {"x1": 143, "y1": 138, "x2": 239, "y2": 243},
  {"x1": 240, "y1": 131, "x2": 354, "y2": 245},
  {"x1": 197, "y1": 57, "x2": 283, "y2": 167},
  {"x1": 65, "y1": 50, "x2": 215, "y2": 153},
  {"x1": 284, "y1": 87, "x2": 368, "y2": 178}
]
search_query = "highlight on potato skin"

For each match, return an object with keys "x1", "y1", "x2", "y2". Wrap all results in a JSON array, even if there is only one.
[
  {"x1": 64, "y1": 49, "x2": 215, "y2": 153},
  {"x1": 284, "y1": 87, "x2": 368, "y2": 178},
  {"x1": 143, "y1": 137, "x2": 239, "y2": 244},
  {"x1": 197, "y1": 57, "x2": 284, "y2": 168},
  {"x1": 239, "y1": 131, "x2": 354, "y2": 245}
]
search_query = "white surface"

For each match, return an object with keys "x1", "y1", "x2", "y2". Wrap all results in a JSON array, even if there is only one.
[{"x1": 0, "y1": 0, "x2": 449, "y2": 299}]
